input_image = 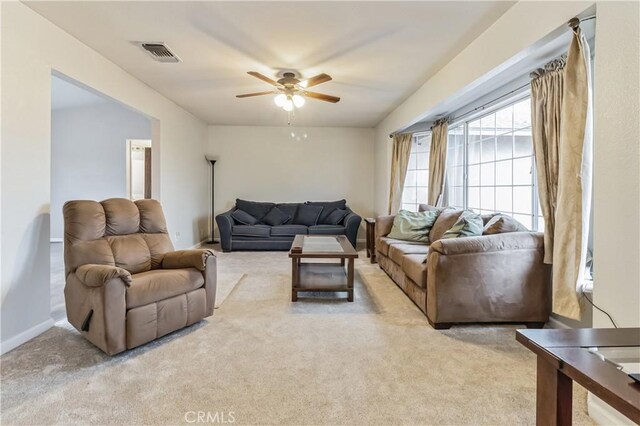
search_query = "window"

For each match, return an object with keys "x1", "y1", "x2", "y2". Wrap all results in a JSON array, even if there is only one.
[
  {"x1": 445, "y1": 125, "x2": 465, "y2": 210},
  {"x1": 401, "y1": 132, "x2": 431, "y2": 212},
  {"x1": 444, "y1": 95, "x2": 542, "y2": 231}
]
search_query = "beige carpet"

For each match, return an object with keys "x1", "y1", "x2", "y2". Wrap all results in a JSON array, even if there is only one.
[
  {"x1": 0, "y1": 250, "x2": 594, "y2": 425},
  {"x1": 215, "y1": 272, "x2": 245, "y2": 308}
]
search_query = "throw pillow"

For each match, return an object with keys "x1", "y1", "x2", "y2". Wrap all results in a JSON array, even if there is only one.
[
  {"x1": 325, "y1": 208, "x2": 349, "y2": 225},
  {"x1": 441, "y1": 211, "x2": 484, "y2": 239},
  {"x1": 261, "y1": 206, "x2": 291, "y2": 226},
  {"x1": 235, "y1": 199, "x2": 275, "y2": 221},
  {"x1": 418, "y1": 204, "x2": 442, "y2": 212},
  {"x1": 231, "y1": 209, "x2": 259, "y2": 225},
  {"x1": 429, "y1": 208, "x2": 464, "y2": 242},
  {"x1": 306, "y1": 200, "x2": 347, "y2": 224},
  {"x1": 387, "y1": 210, "x2": 439, "y2": 243},
  {"x1": 483, "y1": 214, "x2": 528, "y2": 235},
  {"x1": 276, "y1": 203, "x2": 299, "y2": 224},
  {"x1": 481, "y1": 213, "x2": 496, "y2": 226},
  {"x1": 293, "y1": 204, "x2": 323, "y2": 226}
]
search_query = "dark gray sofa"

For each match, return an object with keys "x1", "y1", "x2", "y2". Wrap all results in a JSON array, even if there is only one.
[{"x1": 216, "y1": 199, "x2": 362, "y2": 252}]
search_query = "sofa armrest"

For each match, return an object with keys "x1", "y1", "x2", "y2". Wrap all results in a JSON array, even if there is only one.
[
  {"x1": 425, "y1": 231, "x2": 551, "y2": 326},
  {"x1": 429, "y1": 232, "x2": 544, "y2": 256},
  {"x1": 162, "y1": 249, "x2": 215, "y2": 271},
  {"x1": 343, "y1": 209, "x2": 362, "y2": 248},
  {"x1": 215, "y1": 208, "x2": 235, "y2": 252},
  {"x1": 375, "y1": 215, "x2": 395, "y2": 238},
  {"x1": 75, "y1": 264, "x2": 132, "y2": 287}
]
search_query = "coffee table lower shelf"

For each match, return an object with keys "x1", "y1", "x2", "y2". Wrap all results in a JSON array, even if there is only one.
[{"x1": 292, "y1": 263, "x2": 353, "y2": 302}]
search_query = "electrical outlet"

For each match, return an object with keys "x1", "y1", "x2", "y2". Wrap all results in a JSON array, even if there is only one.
[{"x1": 174, "y1": 231, "x2": 181, "y2": 241}]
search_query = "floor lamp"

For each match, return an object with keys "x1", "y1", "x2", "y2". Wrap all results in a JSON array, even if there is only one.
[{"x1": 205, "y1": 155, "x2": 219, "y2": 244}]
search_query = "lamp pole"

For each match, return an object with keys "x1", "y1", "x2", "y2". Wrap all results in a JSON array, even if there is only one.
[{"x1": 206, "y1": 157, "x2": 218, "y2": 244}]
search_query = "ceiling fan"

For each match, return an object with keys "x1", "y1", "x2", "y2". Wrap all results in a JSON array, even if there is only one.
[{"x1": 236, "y1": 71, "x2": 340, "y2": 111}]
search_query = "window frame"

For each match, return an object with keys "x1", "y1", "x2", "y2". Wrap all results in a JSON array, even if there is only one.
[
  {"x1": 445, "y1": 90, "x2": 542, "y2": 231},
  {"x1": 401, "y1": 132, "x2": 432, "y2": 212}
]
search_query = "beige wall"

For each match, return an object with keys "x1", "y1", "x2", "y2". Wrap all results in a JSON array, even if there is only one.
[
  {"x1": 207, "y1": 126, "x2": 375, "y2": 239},
  {"x1": 592, "y1": 1, "x2": 640, "y2": 328},
  {"x1": 1, "y1": 2, "x2": 209, "y2": 353}
]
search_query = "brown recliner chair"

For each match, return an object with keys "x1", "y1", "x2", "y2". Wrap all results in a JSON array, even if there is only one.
[{"x1": 63, "y1": 198, "x2": 216, "y2": 355}]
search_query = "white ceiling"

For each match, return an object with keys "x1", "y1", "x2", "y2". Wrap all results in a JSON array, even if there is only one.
[
  {"x1": 29, "y1": 1, "x2": 514, "y2": 127},
  {"x1": 51, "y1": 75, "x2": 108, "y2": 110}
]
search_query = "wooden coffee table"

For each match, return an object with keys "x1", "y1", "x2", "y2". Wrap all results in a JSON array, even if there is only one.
[{"x1": 288, "y1": 235, "x2": 358, "y2": 302}]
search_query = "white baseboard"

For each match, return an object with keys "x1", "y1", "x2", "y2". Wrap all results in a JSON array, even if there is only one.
[
  {"x1": 1, "y1": 318, "x2": 54, "y2": 355},
  {"x1": 190, "y1": 239, "x2": 209, "y2": 249},
  {"x1": 50, "y1": 238, "x2": 63, "y2": 243},
  {"x1": 588, "y1": 393, "x2": 634, "y2": 425}
]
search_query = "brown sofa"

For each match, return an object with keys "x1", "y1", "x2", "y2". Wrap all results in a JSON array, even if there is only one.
[
  {"x1": 376, "y1": 208, "x2": 551, "y2": 329},
  {"x1": 63, "y1": 198, "x2": 216, "y2": 355}
]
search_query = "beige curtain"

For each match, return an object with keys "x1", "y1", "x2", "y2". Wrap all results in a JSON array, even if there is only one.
[
  {"x1": 531, "y1": 57, "x2": 566, "y2": 264},
  {"x1": 552, "y1": 20, "x2": 593, "y2": 320},
  {"x1": 428, "y1": 119, "x2": 449, "y2": 206},
  {"x1": 388, "y1": 133, "x2": 413, "y2": 214}
]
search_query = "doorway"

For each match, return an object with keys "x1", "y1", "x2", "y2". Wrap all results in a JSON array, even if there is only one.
[
  {"x1": 127, "y1": 139, "x2": 152, "y2": 200},
  {"x1": 50, "y1": 74, "x2": 153, "y2": 322}
]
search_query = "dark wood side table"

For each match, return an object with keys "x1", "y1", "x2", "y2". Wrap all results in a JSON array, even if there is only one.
[
  {"x1": 516, "y1": 328, "x2": 640, "y2": 425},
  {"x1": 364, "y1": 218, "x2": 376, "y2": 263}
]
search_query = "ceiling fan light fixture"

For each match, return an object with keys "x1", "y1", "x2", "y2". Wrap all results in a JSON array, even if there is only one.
[
  {"x1": 292, "y1": 94, "x2": 305, "y2": 108},
  {"x1": 282, "y1": 99, "x2": 294, "y2": 112},
  {"x1": 274, "y1": 93, "x2": 287, "y2": 107}
]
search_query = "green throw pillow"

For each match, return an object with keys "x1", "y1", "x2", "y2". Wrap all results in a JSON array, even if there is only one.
[
  {"x1": 441, "y1": 211, "x2": 484, "y2": 239},
  {"x1": 387, "y1": 210, "x2": 439, "y2": 243}
]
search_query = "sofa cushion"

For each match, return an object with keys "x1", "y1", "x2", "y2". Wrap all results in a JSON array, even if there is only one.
[
  {"x1": 483, "y1": 214, "x2": 528, "y2": 234},
  {"x1": 261, "y1": 206, "x2": 291, "y2": 226},
  {"x1": 308, "y1": 225, "x2": 346, "y2": 236},
  {"x1": 429, "y1": 208, "x2": 464, "y2": 242},
  {"x1": 401, "y1": 254, "x2": 428, "y2": 288},
  {"x1": 231, "y1": 225, "x2": 271, "y2": 238},
  {"x1": 106, "y1": 234, "x2": 151, "y2": 274},
  {"x1": 231, "y1": 209, "x2": 260, "y2": 225},
  {"x1": 293, "y1": 204, "x2": 323, "y2": 226},
  {"x1": 271, "y1": 225, "x2": 308, "y2": 236},
  {"x1": 127, "y1": 268, "x2": 204, "y2": 308},
  {"x1": 387, "y1": 210, "x2": 439, "y2": 242},
  {"x1": 442, "y1": 211, "x2": 484, "y2": 239},
  {"x1": 325, "y1": 208, "x2": 349, "y2": 225},
  {"x1": 376, "y1": 237, "x2": 422, "y2": 257},
  {"x1": 276, "y1": 203, "x2": 299, "y2": 224},
  {"x1": 306, "y1": 200, "x2": 347, "y2": 224},
  {"x1": 235, "y1": 199, "x2": 275, "y2": 221},
  {"x1": 388, "y1": 243, "x2": 430, "y2": 264}
]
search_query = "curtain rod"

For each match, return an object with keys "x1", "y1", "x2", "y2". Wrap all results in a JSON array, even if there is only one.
[
  {"x1": 389, "y1": 81, "x2": 529, "y2": 138},
  {"x1": 389, "y1": 14, "x2": 596, "y2": 139},
  {"x1": 449, "y1": 82, "x2": 530, "y2": 124}
]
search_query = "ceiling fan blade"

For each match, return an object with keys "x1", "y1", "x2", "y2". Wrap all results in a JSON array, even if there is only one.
[
  {"x1": 299, "y1": 73, "x2": 332, "y2": 88},
  {"x1": 304, "y1": 91, "x2": 340, "y2": 103},
  {"x1": 236, "y1": 91, "x2": 276, "y2": 98},
  {"x1": 247, "y1": 71, "x2": 280, "y2": 87}
]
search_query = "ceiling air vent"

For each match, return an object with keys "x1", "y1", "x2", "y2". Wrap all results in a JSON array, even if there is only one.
[{"x1": 139, "y1": 42, "x2": 181, "y2": 63}]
